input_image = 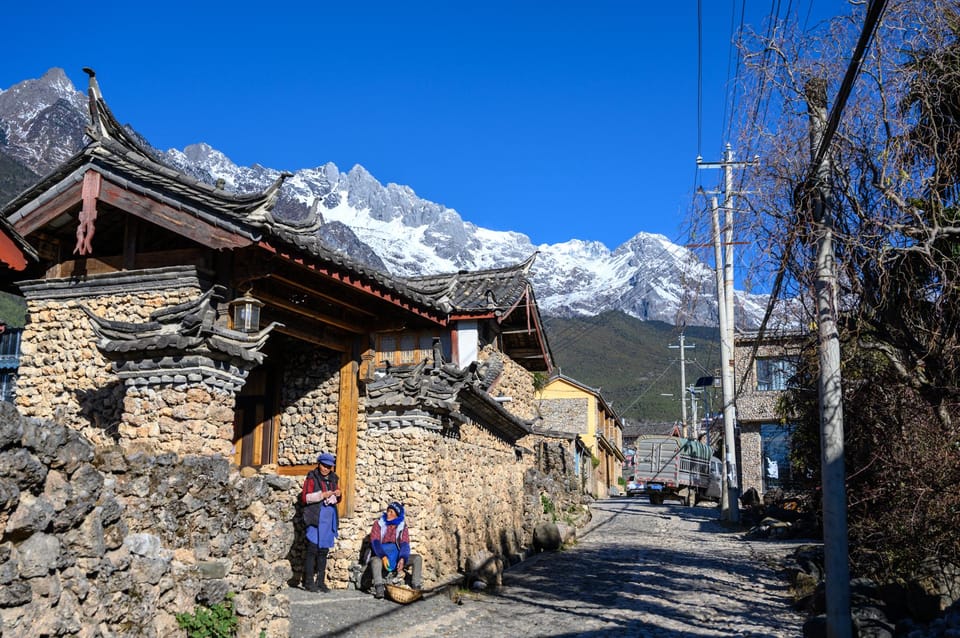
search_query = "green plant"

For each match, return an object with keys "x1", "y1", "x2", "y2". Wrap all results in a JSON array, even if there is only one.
[
  {"x1": 540, "y1": 494, "x2": 556, "y2": 521},
  {"x1": 590, "y1": 455, "x2": 600, "y2": 469},
  {"x1": 532, "y1": 371, "x2": 548, "y2": 392},
  {"x1": 175, "y1": 592, "x2": 239, "y2": 638}
]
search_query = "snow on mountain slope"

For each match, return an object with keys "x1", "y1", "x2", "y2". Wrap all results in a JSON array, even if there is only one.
[{"x1": 0, "y1": 68, "x2": 768, "y2": 327}]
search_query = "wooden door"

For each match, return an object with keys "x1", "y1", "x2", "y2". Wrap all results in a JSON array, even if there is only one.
[{"x1": 233, "y1": 366, "x2": 277, "y2": 467}]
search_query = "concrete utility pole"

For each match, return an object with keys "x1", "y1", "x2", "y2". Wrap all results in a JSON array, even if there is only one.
[
  {"x1": 669, "y1": 334, "x2": 695, "y2": 437},
  {"x1": 688, "y1": 385, "x2": 699, "y2": 437},
  {"x1": 709, "y1": 193, "x2": 737, "y2": 520},
  {"x1": 805, "y1": 77, "x2": 852, "y2": 638},
  {"x1": 697, "y1": 144, "x2": 754, "y2": 523}
]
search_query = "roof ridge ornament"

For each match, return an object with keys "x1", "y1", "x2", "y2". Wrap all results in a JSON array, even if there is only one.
[
  {"x1": 81, "y1": 68, "x2": 156, "y2": 160},
  {"x1": 82, "y1": 67, "x2": 108, "y2": 140},
  {"x1": 520, "y1": 251, "x2": 539, "y2": 274}
]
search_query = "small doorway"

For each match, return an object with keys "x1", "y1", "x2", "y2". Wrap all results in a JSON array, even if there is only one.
[
  {"x1": 233, "y1": 363, "x2": 278, "y2": 467},
  {"x1": 760, "y1": 422, "x2": 793, "y2": 491}
]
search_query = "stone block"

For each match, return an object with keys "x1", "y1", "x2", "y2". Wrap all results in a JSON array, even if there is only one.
[
  {"x1": 0, "y1": 403, "x2": 25, "y2": 449},
  {"x1": 130, "y1": 555, "x2": 170, "y2": 585},
  {"x1": 1, "y1": 448, "x2": 48, "y2": 491},
  {"x1": 124, "y1": 533, "x2": 162, "y2": 558},
  {"x1": 532, "y1": 522, "x2": 562, "y2": 552},
  {"x1": 5, "y1": 492, "x2": 55, "y2": 540},
  {"x1": 16, "y1": 533, "x2": 61, "y2": 578}
]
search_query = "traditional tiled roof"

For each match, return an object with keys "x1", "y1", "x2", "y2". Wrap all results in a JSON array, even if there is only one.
[
  {"x1": 365, "y1": 353, "x2": 531, "y2": 442},
  {"x1": 401, "y1": 253, "x2": 537, "y2": 315},
  {"x1": 401, "y1": 254, "x2": 554, "y2": 372},
  {"x1": 1, "y1": 69, "x2": 449, "y2": 319},
  {"x1": 81, "y1": 285, "x2": 279, "y2": 393},
  {"x1": 82, "y1": 286, "x2": 276, "y2": 365}
]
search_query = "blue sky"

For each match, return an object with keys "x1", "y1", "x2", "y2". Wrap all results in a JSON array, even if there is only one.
[{"x1": 4, "y1": 1, "x2": 844, "y2": 250}]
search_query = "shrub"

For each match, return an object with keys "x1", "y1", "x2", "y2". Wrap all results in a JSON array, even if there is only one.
[{"x1": 175, "y1": 592, "x2": 239, "y2": 638}]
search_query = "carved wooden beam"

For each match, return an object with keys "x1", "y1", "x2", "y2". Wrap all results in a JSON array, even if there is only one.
[
  {"x1": 255, "y1": 289, "x2": 366, "y2": 334},
  {"x1": 74, "y1": 171, "x2": 101, "y2": 255},
  {"x1": 98, "y1": 179, "x2": 252, "y2": 249},
  {"x1": 265, "y1": 273, "x2": 378, "y2": 318},
  {"x1": 12, "y1": 182, "x2": 83, "y2": 236}
]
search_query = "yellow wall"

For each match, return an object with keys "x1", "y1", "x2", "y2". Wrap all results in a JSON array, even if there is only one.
[
  {"x1": 539, "y1": 378, "x2": 598, "y2": 450},
  {"x1": 538, "y1": 377, "x2": 625, "y2": 497}
]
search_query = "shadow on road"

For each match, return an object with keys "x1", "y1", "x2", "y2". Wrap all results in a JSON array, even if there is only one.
[{"x1": 289, "y1": 498, "x2": 809, "y2": 637}]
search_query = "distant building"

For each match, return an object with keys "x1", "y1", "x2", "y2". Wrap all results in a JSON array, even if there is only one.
[
  {"x1": 734, "y1": 329, "x2": 806, "y2": 496},
  {"x1": 536, "y1": 374, "x2": 625, "y2": 497}
]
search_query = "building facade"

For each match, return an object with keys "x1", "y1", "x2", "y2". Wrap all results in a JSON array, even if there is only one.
[
  {"x1": 535, "y1": 374, "x2": 625, "y2": 498},
  {"x1": 733, "y1": 329, "x2": 805, "y2": 497}
]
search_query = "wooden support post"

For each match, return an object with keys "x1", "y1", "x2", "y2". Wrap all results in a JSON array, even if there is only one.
[{"x1": 336, "y1": 356, "x2": 359, "y2": 517}]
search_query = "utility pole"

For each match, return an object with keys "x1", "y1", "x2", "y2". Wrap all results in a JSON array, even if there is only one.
[
  {"x1": 697, "y1": 144, "x2": 754, "y2": 524},
  {"x1": 688, "y1": 386, "x2": 699, "y2": 437},
  {"x1": 806, "y1": 77, "x2": 852, "y2": 638},
  {"x1": 669, "y1": 334, "x2": 695, "y2": 437}
]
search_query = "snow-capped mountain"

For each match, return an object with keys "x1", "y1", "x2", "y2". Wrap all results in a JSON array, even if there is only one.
[{"x1": 0, "y1": 69, "x2": 768, "y2": 327}]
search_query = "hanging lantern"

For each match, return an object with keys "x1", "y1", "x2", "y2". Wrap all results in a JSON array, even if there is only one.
[{"x1": 229, "y1": 291, "x2": 263, "y2": 333}]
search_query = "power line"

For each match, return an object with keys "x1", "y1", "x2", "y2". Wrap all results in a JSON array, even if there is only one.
[
  {"x1": 698, "y1": 0, "x2": 704, "y2": 156},
  {"x1": 807, "y1": 0, "x2": 889, "y2": 181}
]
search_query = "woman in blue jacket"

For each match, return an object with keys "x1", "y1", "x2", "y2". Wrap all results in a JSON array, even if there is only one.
[{"x1": 367, "y1": 501, "x2": 423, "y2": 598}]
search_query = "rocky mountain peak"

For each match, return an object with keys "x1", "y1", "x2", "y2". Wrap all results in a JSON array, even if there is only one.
[{"x1": 0, "y1": 68, "x2": 769, "y2": 328}]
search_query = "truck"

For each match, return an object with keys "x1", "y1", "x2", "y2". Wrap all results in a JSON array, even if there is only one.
[{"x1": 633, "y1": 435, "x2": 722, "y2": 506}]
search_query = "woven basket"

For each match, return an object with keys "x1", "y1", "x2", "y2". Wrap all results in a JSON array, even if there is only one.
[{"x1": 384, "y1": 584, "x2": 422, "y2": 604}]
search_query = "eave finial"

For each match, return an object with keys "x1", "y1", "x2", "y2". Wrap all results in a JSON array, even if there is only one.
[
  {"x1": 520, "y1": 251, "x2": 539, "y2": 274},
  {"x1": 82, "y1": 67, "x2": 109, "y2": 140}
]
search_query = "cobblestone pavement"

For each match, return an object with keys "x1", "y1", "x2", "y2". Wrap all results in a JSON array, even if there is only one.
[{"x1": 287, "y1": 497, "x2": 811, "y2": 637}]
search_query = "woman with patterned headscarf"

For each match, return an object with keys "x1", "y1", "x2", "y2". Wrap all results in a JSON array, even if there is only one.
[{"x1": 367, "y1": 501, "x2": 423, "y2": 599}]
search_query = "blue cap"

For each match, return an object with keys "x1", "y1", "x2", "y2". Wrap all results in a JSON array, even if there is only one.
[
  {"x1": 387, "y1": 501, "x2": 404, "y2": 517},
  {"x1": 317, "y1": 452, "x2": 336, "y2": 467}
]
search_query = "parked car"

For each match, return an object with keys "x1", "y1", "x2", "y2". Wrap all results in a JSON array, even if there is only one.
[{"x1": 625, "y1": 476, "x2": 646, "y2": 497}]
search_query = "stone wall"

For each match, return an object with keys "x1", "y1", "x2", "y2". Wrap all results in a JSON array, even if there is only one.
[
  {"x1": 517, "y1": 433, "x2": 587, "y2": 532},
  {"x1": 739, "y1": 425, "x2": 764, "y2": 497},
  {"x1": 15, "y1": 269, "x2": 202, "y2": 449},
  {"x1": 734, "y1": 336, "x2": 800, "y2": 422},
  {"x1": 328, "y1": 421, "x2": 527, "y2": 588},
  {"x1": 479, "y1": 345, "x2": 537, "y2": 421},
  {"x1": 537, "y1": 397, "x2": 589, "y2": 435},
  {"x1": 0, "y1": 403, "x2": 294, "y2": 637},
  {"x1": 120, "y1": 386, "x2": 235, "y2": 457},
  {"x1": 276, "y1": 345, "x2": 342, "y2": 466}
]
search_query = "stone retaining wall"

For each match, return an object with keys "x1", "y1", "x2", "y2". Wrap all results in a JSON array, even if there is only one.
[
  {"x1": 318, "y1": 421, "x2": 527, "y2": 589},
  {"x1": 0, "y1": 403, "x2": 294, "y2": 637},
  {"x1": 293, "y1": 420, "x2": 588, "y2": 591}
]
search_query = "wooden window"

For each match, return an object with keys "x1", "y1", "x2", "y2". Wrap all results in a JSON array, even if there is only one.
[
  {"x1": 375, "y1": 332, "x2": 449, "y2": 368},
  {"x1": 400, "y1": 335, "x2": 416, "y2": 364},
  {"x1": 379, "y1": 335, "x2": 397, "y2": 366}
]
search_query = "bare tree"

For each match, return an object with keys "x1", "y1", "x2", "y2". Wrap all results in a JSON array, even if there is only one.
[
  {"x1": 687, "y1": 0, "x2": 960, "y2": 582},
  {"x1": 700, "y1": 1, "x2": 960, "y2": 427}
]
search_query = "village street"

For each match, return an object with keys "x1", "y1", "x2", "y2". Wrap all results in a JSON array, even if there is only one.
[{"x1": 287, "y1": 497, "x2": 809, "y2": 637}]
